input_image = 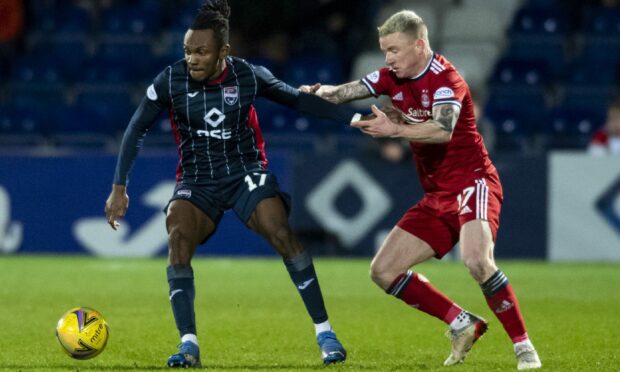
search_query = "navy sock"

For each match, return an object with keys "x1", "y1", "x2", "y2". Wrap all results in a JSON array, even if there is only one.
[
  {"x1": 284, "y1": 251, "x2": 328, "y2": 324},
  {"x1": 167, "y1": 265, "x2": 196, "y2": 336}
]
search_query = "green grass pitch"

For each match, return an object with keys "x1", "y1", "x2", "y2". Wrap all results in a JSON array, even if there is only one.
[{"x1": 0, "y1": 256, "x2": 618, "y2": 371}]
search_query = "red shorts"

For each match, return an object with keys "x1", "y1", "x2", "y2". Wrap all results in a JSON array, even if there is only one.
[{"x1": 396, "y1": 172, "x2": 503, "y2": 258}]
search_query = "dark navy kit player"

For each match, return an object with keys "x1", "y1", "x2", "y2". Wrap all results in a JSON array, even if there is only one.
[{"x1": 104, "y1": 0, "x2": 358, "y2": 368}]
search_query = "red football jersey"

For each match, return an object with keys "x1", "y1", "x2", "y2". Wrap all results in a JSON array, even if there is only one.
[{"x1": 361, "y1": 53, "x2": 496, "y2": 193}]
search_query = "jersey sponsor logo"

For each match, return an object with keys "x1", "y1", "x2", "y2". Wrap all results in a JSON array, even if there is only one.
[
  {"x1": 366, "y1": 70, "x2": 380, "y2": 83},
  {"x1": 176, "y1": 189, "x2": 192, "y2": 198},
  {"x1": 392, "y1": 91, "x2": 404, "y2": 101},
  {"x1": 204, "y1": 107, "x2": 226, "y2": 128},
  {"x1": 406, "y1": 108, "x2": 432, "y2": 121},
  {"x1": 223, "y1": 86, "x2": 239, "y2": 105},
  {"x1": 146, "y1": 84, "x2": 158, "y2": 101},
  {"x1": 201, "y1": 107, "x2": 231, "y2": 139},
  {"x1": 187, "y1": 92, "x2": 199, "y2": 98},
  {"x1": 433, "y1": 87, "x2": 455, "y2": 100},
  {"x1": 197, "y1": 128, "x2": 232, "y2": 139}
]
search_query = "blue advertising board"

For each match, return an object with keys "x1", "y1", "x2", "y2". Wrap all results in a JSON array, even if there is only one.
[
  {"x1": 291, "y1": 153, "x2": 547, "y2": 258},
  {"x1": 0, "y1": 151, "x2": 290, "y2": 256},
  {"x1": 0, "y1": 151, "x2": 546, "y2": 258}
]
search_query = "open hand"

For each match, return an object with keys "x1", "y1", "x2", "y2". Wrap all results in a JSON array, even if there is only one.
[
  {"x1": 351, "y1": 105, "x2": 404, "y2": 138},
  {"x1": 299, "y1": 83, "x2": 321, "y2": 94},
  {"x1": 104, "y1": 185, "x2": 129, "y2": 230}
]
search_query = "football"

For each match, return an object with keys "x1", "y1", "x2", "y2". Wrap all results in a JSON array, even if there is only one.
[{"x1": 56, "y1": 307, "x2": 109, "y2": 359}]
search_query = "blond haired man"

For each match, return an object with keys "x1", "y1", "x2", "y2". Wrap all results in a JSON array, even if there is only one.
[{"x1": 302, "y1": 10, "x2": 541, "y2": 370}]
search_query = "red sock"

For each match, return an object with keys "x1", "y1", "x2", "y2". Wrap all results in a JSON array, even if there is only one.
[
  {"x1": 388, "y1": 271, "x2": 462, "y2": 324},
  {"x1": 484, "y1": 283, "x2": 528, "y2": 342}
]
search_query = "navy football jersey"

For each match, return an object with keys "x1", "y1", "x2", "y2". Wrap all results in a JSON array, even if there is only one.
[{"x1": 113, "y1": 56, "x2": 355, "y2": 185}]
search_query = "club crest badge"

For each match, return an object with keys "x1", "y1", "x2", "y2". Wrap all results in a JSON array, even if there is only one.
[
  {"x1": 223, "y1": 86, "x2": 239, "y2": 105},
  {"x1": 421, "y1": 93, "x2": 430, "y2": 107}
]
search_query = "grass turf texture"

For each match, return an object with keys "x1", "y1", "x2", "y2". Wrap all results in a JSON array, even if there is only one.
[{"x1": 0, "y1": 256, "x2": 618, "y2": 371}]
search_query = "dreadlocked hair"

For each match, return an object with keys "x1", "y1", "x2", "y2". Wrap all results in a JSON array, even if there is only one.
[{"x1": 190, "y1": 0, "x2": 231, "y2": 48}]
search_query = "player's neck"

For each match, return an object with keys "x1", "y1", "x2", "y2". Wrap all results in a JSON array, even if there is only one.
[
  {"x1": 207, "y1": 58, "x2": 228, "y2": 81},
  {"x1": 410, "y1": 50, "x2": 433, "y2": 79}
]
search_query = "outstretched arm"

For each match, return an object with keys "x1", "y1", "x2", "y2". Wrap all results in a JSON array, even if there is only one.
[
  {"x1": 351, "y1": 103, "x2": 460, "y2": 144},
  {"x1": 300, "y1": 80, "x2": 372, "y2": 104}
]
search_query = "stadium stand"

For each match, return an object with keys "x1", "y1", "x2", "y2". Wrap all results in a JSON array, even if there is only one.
[{"x1": 1, "y1": 0, "x2": 619, "y2": 153}]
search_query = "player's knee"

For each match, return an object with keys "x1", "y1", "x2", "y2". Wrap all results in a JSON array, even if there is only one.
[
  {"x1": 268, "y1": 225, "x2": 289, "y2": 244},
  {"x1": 267, "y1": 225, "x2": 300, "y2": 254},
  {"x1": 168, "y1": 226, "x2": 194, "y2": 263},
  {"x1": 369, "y1": 259, "x2": 392, "y2": 289},
  {"x1": 463, "y1": 255, "x2": 494, "y2": 282}
]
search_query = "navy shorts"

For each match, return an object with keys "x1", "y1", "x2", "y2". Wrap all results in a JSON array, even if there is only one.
[{"x1": 165, "y1": 169, "x2": 291, "y2": 226}]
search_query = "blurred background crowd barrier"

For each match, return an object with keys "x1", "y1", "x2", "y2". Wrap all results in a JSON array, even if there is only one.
[{"x1": 1, "y1": 0, "x2": 619, "y2": 260}]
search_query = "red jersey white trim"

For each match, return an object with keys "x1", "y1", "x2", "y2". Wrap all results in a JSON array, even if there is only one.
[{"x1": 360, "y1": 53, "x2": 496, "y2": 193}]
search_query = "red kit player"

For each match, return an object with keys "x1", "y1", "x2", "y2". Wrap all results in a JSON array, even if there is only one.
[{"x1": 301, "y1": 10, "x2": 541, "y2": 370}]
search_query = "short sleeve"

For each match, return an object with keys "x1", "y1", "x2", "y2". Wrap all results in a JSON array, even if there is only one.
[
  {"x1": 360, "y1": 67, "x2": 392, "y2": 97},
  {"x1": 431, "y1": 69, "x2": 467, "y2": 109}
]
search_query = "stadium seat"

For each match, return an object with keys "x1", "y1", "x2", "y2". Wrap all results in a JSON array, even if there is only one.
[
  {"x1": 245, "y1": 56, "x2": 281, "y2": 77},
  {"x1": 456, "y1": 0, "x2": 522, "y2": 26},
  {"x1": 92, "y1": 41, "x2": 157, "y2": 84},
  {"x1": 582, "y1": 6, "x2": 620, "y2": 36},
  {"x1": 253, "y1": 100, "x2": 303, "y2": 133},
  {"x1": 80, "y1": 59, "x2": 140, "y2": 85},
  {"x1": 10, "y1": 83, "x2": 68, "y2": 109},
  {"x1": 283, "y1": 56, "x2": 344, "y2": 89},
  {"x1": 0, "y1": 106, "x2": 53, "y2": 135},
  {"x1": 348, "y1": 51, "x2": 390, "y2": 109},
  {"x1": 560, "y1": 87, "x2": 616, "y2": 118},
  {"x1": 578, "y1": 8, "x2": 620, "y2": 65},
  {"x1": 166, "y1": 8, "x2": 197, "y2": 33},
  {"x1": 97, "y1": 40, "x2": 155, "y2": 66},
  {"x1": 509, "y1": 7, "x2": 569, "y2": 38},
  {"x1": 489, "y1": 58, "x2": 550, "y2": 88},
  {"x1": 442, "y1": 7, "x2": 506, "y2": 45},
  {"x1": 30, "y1": 4, "x2": 92, "y2": 35},
  {"x1": 565, "y1": 60, "x2": 619, "y2": 87},
  {"x1": 51, "y1": 106, "x2": 117, "y2": 149},
  {"x1": 485, "y1": 87, "x2": 548, "y2": 134},
  {"x1": 10, "y1": 57, "x2": 67, "y2": 84},
  {"x1": 25, "y1": 39, "x2": 90, "y2": 82},
  {"x1": 74, "y1": 88, "x2": 137, "y2": 134},
  {"x1": 544, "y1": 107, "x2": 604, "y2": 149},
  {"x1": 484, "y1": 108, "x2": 534, "y2": 152},
  {"x1": 506, "y1": 37, "x2": 567, "y2": 80},
  {"x1": 0, "y1": 103, "x2": 62, "y2": 147},
  {"x1": 101, "y1": 6, "x2": 160, "y2": 37},
  {"x1": 441, "y1": 42, "x2": 500, "y2": 92}
]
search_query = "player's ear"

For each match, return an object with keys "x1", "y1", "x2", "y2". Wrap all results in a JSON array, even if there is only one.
[
  {"x1": 219, "y1": 44, "x2": 230, "y2": 59},
  {"x1": 415, "y1": 38, "x2": 425, "y2": 52}
]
